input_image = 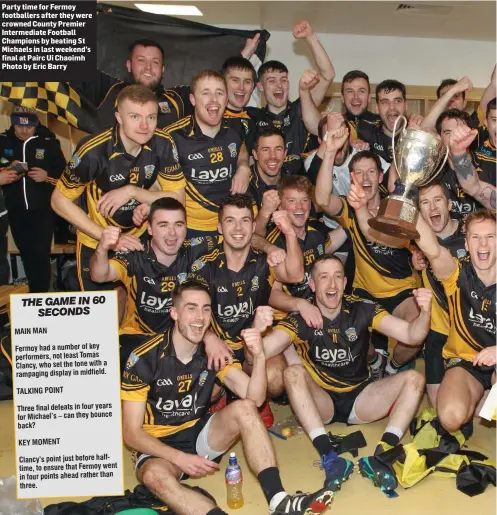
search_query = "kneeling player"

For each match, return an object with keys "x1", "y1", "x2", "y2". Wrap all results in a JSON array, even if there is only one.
[
  {"x1": 415, "y1": 209, "x2": 496, "y2": 433},
  {"x1": 262, "y1": 256, "x2": 430, "y2": 490},
  {"x1": 121, "y1": 280, "x2": 335, "y2": 515}
]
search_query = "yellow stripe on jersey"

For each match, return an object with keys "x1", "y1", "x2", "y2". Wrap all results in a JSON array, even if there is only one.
[
  {"x1": 77, "y1": 129, "x2": 113, "y2": 158},
  {"x1": 162, "y1": 116, "x2": 191, "y2": 135},
  {"x1": 421, "y1": 269, "x2": 450, "y2": 336},
  {"x1": 216, "y1": 362, "x2": 242, "y2": 382},
  {"x1": 185, "y1": 182, "x2": 220, "y2": 231},
  {"x1": 144, "y1": 418, "x2": 199, "y2": 439}
]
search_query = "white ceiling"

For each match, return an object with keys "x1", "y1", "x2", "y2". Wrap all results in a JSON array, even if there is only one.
[{"x1": 102, "y1": 1, "x2": 496, "y2": 41}]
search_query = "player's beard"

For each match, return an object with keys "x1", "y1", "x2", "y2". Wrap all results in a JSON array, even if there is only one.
[
  {"x1": 130, "y1": 72, "x2": 161, "y2": 92},
  {"x1": 177, "y1": 319, "x2": 206, "y2": 345}
]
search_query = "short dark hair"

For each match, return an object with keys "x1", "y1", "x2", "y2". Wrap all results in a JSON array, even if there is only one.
[
  {"x1": 375, "y1": 80, "x2": 407, "y2": 103},
  {"x1": 190, "y1": 69, "x2": 227, "y2": 94},
  {"x1": 220, "y1": 56, "x2": 257, "y2": 84},
  {"x1": 486, "y1": 97, "x2": 496, "y2": 118},
  {"x1": 254, "y1": 127, "x2": 286, "y2": 149},
  {"x1": 116, "y1": 85, "x2": 158, "y2": 108},
  {"x1": 258, "y1": 60, "x2": 288, "y2": 82},
  {"x1": 341, "y1": 70, "x2": 371, "y2": 95},
  {"x1": 148, "y1": 197, "x2": 186, "y2": 224},
  {"x1": 348, "y1": 150, "x2": 382, "y2": 175},
  {"x1": 310, "y1": 254, "x2": 344, "y2": 277},
  {"x1": 419, "y1": 180, "x2": 451, "y2": 203},
  {"x1": 172, "y1": 279, "x2": 210, "y2": 307},
  {"x1": 435, "y1": 108, "x2": 472, "y2": 135},
  {"x1": 436, "y1": 79, "x2": 466, "y2": 100},
  {"x1": 128, "y1": 39, "x2": 165, "y2": 61},
  {"x1": 218, "y1": 194, "x2": 255, "y2": 221}
]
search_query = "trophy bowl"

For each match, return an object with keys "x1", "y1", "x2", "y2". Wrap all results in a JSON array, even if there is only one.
[{"x1": 368, "y1": 116, "x2": 448, "y2": 241}]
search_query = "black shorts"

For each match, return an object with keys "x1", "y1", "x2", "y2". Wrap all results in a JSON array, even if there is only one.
[
  {"x1": 445, "y1": 358, "x2": 495, "y2": 391},
  {"x1": 119, "y1": 333, "x2": 151, "y2": 372},
  {"x1": 424, "y1": 330, "x2": 447, "y2": 385},
  {"x1": 326, "y1": 379, "x2": 373, "y2": 424},
  {"x1": 76, "y1": 241, "x2": 121, "y2": 292},
  {"x1": 134, "y1": 414, "x2": 223, "y2": 476},
  {"x1": 353, "y1": 287, "x2": 414, "y2": 314}
]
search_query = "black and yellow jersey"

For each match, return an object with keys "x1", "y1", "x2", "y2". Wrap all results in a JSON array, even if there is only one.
[
  {"x1": 473, "y1": 137, "x2": 496, "y2": 187},
  {"x1": 247, "y1": 164, "x2": 292, "y2": 209},
  {"x1": 224, "y1": 107, "x2": 256, "y2": 154},
  {"x1": 121, "y1": 329, "x2": 241, "y2": 438},
  {"x1": 336, "y1": 197, "x2": 417, "y2": 298},
  {"x1": 356, "y1": 121, "x2": 398, "y2": 163},
  {"x1": 247, "y1": 99, "x2": 318, "y2": 162},
  {"x1": 346, "y1": 110, "x2": 382, "y2": 140},
  {"x1": 442, "y1": 255, "x2": 496, "y2": 361},
  {"x1": 56, "y1": 125, "x2": 185, "y2": 249},
  {"x1": 441, "y1": 163, "x2": 482, "y2": 219},
  {"x1": 163, "y1": 115, "x2": 246, "y2": 232},
  {"x1": 96, "y1": 81, "x2": 192, "y2": 130},
  {"x1": 421, "y1": 221, "x2": 466, "y2": 336},
  {"x1": 188, "y1": 246, "x2": 274, "y2": 350},
  {"x1": 267, "y1": 221, "x2": 331, "y2": 301},
  {"x1": 111, "y1": 236, "x2": 217, "y2": 335},
  {"x1": 275, "y1": 296, "x2": 388, "y2": 392}
]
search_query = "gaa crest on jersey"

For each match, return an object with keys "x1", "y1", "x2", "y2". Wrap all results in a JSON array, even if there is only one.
[
  {"x1": 345, "y1": 327, "x2": 358, "y2": 342},
  {"x1": 35, "y1": 149, "x2": 45, "y2": 160},
  {"x1": 126, "y1": 352, "x2": 139, "y2": 369},
  {"x1": 456, "y1": 249, "x2": 467, "y2": 259},
  {"x1": 283, "y1": 115, "x2": 291, "y2": 127},
  {"x1": 191, "y1": 259, "x2": 205, "y2": 272},
  {"x1": 317, "y1": 244, "x2": 324, "y2": 256},
  {"x1": 144, "y1": 164, "x2": 155, "y2": 179},
  {"x1": 177, "y1": 273, "x2": 187, "y2": 284},
  {"x1": 199, "y1": 370, "x2": 208, "y2": 387},
  {"x1": 190, "y1": 237, "x2": 204, "y2": 246},
  {"x1": 228, "y1": 142, "x2": 237, "y2": 158},
  {"x1": 241, "y1": 119, "x2": 249, "y2": 134},
  {"x1": 251, "y1": 275, "x2": 259, "y2": 292},
  {"x1": 68, "y1": 153, "x2": 81, "y2": 169},
  {"x1": 159, "y1": 101, "x2": 171, "y2": 114}
]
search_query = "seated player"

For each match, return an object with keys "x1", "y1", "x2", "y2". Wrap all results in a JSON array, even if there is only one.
[
  {"x1": 89, "y1": 197, "x2": 231, "y2": 370},
  {"x1": 163, "y1": 70, "x2": 251, "y2": 238},
  {"x1": 51, "y1": 85, "x2": 185, "y2": 293},
  {"x1": 412, "y1": 182, "x2": 466, "y2": 406},
  {"x1": 414, "y1": 209, "x2": 496, "y2": 433},
  {"x1": 315, "y1": 131, "x2": 421, "y2": 377},
  {"x1": 448, "y1": 115, "x2": 496, "y2": 211},
  {"x1": 247, "y1": 20, "x2": 334, "y2": 166},
  {"x1": 122, "y1": 279, "x2": 335, "y2": 515},
  {"x1": 189, "y1": 194, "x2": 304, "y2": 404},
  {"x1": 258, "y1": 175, "x2": 347, "y2": 324},
  {"x1": 262, "y1": 255, "x2": 429, "y2": 490},
  {"x1": 340, "y1": 70, "x2": 381, "y2": 136}
]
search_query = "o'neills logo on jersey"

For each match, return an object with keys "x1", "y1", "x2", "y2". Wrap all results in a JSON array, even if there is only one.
[
  {"x1": 218, "y1": 298, "x2": 254, "y2": 319},
  {"x1": 191, "y1": 165, "x2": 233, "y2": 182},
  {"x1": 156, "y1": 392, "x2": 205, "y2": 416},
  {"x1": 140, "y1": 292, "x2": 171, "y2": 312},
  {"x1": 315, "y1": 346, "x2": 358, "y2": 367},
  {"x1": 468, "y1": 308, "x2": 495, "y2": 334}
]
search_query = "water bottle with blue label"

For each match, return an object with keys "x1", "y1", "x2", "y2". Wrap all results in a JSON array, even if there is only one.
[{"x1": 225, "y1": 452, "x2": 244, "y2": 509}]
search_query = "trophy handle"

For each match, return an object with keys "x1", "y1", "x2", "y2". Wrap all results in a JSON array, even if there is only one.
[
  {"x1": 392, "y1": 115, "x2": 408, "y2": 177},
  {"x1": 433, "y1": 144, "x2": 450, "y2": 181}
]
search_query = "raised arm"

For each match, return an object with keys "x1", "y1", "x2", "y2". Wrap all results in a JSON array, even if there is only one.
[
  {"x1": 231, "y1": 145, "x2": 251, "y2": 194},
  {"x1": 262, "y1": 328, "x2": 293, "y2": 360},
  {"x1": 479, "y1": 64, "x2": 496, "y2": 120},
  {"x1": 377, "y1": 289, "x2": 432, "y2": 345},
  {"x1": 89, "y1": 228, "x2": 120, "y2": 283},
  {"x1": 421, "y1": 77, "x2": 473, "y2": 129},
  {"x1": 254, "y1": 189, "x2": 281, "y2": 237},
  {"x1": 314, "y1": 119, "x2": 349, "y2": 214},
  {"x1": 299, "y1": 70, "x2": 322, "y2": 136},
  {"x1": 293, "y1": 20, "x2": 335, "y2": 105},
  {"x1": 271, "y1": 211, "x2": 305, "y2": 283}
]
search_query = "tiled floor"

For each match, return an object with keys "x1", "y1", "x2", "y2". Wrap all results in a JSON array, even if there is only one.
[{"x1": 0, "y1": 395, "x2": 495, "y2": 515}]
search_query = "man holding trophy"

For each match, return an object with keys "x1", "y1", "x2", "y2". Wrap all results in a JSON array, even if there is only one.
[{"x1": 315, "y1": 124, "x2": 423, "y2": 377}]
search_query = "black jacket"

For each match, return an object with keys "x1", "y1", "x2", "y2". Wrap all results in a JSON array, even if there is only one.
[{"x1": 0, "y1": 125, "x2": 66, "y2": 211}]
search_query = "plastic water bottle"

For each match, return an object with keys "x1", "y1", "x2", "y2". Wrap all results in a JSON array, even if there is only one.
[{"x1": 225, "y1": 452, "x2": 244, "y2": 509}]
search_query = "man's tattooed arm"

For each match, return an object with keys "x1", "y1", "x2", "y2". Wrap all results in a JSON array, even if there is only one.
[{"x1": 452, "y1": 151, "x2": 496, "y2": 209}]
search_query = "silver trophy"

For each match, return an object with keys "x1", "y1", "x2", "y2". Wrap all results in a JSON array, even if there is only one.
[{"x1": 368, "y1": 116, "x2": 449, "y2": 240}]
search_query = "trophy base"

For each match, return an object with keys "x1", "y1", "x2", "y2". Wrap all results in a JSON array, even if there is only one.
[{"x1": 368, "y1": 197, "x2": 420, "y2": 240}]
